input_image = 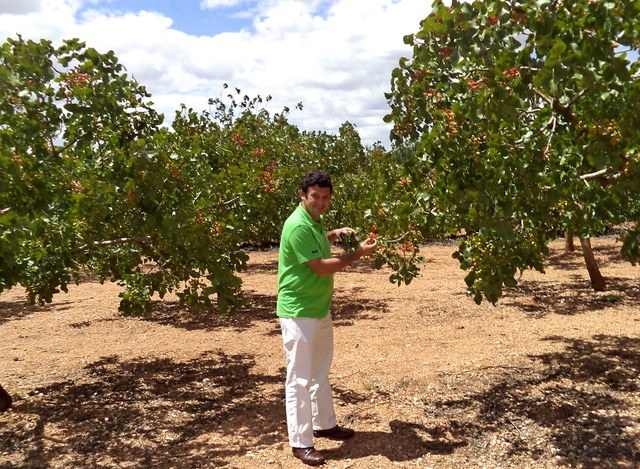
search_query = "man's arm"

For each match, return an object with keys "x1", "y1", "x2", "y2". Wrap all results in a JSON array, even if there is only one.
[{"x1": 306, "y1": 238, "x2": 377, "y2": 277}]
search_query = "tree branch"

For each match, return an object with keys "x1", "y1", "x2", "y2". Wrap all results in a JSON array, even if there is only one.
[
  {"x1": 530, "y1": 86, "x2": 586, "y2": 127},
  {"x1": 0, "y1": 208, "x2": 11, "y2": 216},
  {"x1": 388, "y1": 232, "x2": 411, "y2": 243},
  {"x1": 544, "y1": 116, "x2": 557, "y2": 156},
  {"x1": 515, "y1": 116, "x2": 555, "y2": 144},
  {"x1": 552, "y1": 98, "x2": 578, "y2": 126},
  {"x1": 52, "y1": 134, "x2": 83, "y2": 158},
  {"x1": 222, "y1": 196, "x2": 240, "y2": 206},
  {"x1": 74, "y1": 235, "x2": 152, "y2": 253},
  {"x1": 463, "y1": 68, "x2": 492, "y2": 77},
  {"x1": 580, "y1": 168, "x2": 609, "y2": 180},
  {"x1": 566, "y1": 88, "x2": 587, "y2": 108},
  {"x1": 531, "y1": 86, "x2": 553, "y2": 105},
  {"x1": 579, "y1": 167, "x2": 622, "y2": 187}
]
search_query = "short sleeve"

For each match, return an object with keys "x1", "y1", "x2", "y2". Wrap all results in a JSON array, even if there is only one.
[{"x1": 289, "y1": 225, "x2": 324, "y2": 264}]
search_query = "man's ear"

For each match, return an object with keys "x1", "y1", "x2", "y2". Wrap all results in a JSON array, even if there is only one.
[{"x1": 299, "y1": 189, "x2": 306, "y2": 199}]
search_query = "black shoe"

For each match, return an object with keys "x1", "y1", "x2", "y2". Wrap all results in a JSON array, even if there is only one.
[
  {"x1": 292, "y1": 447, "x2": 325, "y2": 466},
  {"x1": 313, "y1": 425, "x2": 355, "y2": 441}
]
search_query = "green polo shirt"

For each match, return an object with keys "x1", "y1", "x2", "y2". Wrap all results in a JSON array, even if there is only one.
[{"x1": 276, "y1": 204, "x2": 334, "y2": 318}]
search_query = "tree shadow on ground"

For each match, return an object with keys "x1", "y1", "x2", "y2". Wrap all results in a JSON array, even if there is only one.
[
  {"x1": 503, "y1": 276, "x2": 640, "y2": 318},
  {"x1": 244, "y1": 258, "x2": 278, "y2": 275},
  {"x1": 0, "y1": 351, "x2": 286, "y2": 468},
  {"x1": 0, "y1": 300, "x2": 39, "y2": 324},
  {"x1": 2, "y1": 336, "x2": 638, "y2": 466},
  {"x1": 322, "y1": 420, "x2": 467, "y2": 462},
  {"x1": 544, "y1": 240, "x2": 626, "y2": 272},
  {"x1": 423, "y1": 334, "x2": 640, "y2": 467},
  {"x1": 331, "y1": 291, "x2": 391, "y2": 326},
  {"x1": 499, "y1": 237, "x2": 638, "y2": 317},
  {"x1": 143, "y1": 292, "x2": 280, "y2": 334},
  {"x1": 0, "y1": 352, "x2": 451, "y2": 467},
  {"x1": 142, "y1": 291, "x2": 391, "y2": 334},
  {"x1": 0, "y1": 299, "x2": 76, "y2": 325},
  {"x1": 342, "y1": 262, "x2": 383, "y2": 275}
]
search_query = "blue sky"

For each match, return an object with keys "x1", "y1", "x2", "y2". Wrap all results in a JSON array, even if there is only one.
[
  {"x1": 0, "y1": 0, "x2": 429, "y2": 147},
  {"x1": 78, "y1": 0, "x2": 254, "y2": 36}
]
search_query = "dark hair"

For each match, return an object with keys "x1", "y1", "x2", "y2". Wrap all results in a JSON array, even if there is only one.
[{"x1": 300, "y1": 170, "x2": 333, "y2": 194}]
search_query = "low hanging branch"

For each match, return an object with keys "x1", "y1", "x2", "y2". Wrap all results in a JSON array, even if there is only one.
[
  {"x1": 579, "y1": 166, "x2": 627, "y2": 187},
  {"x1": 388, "y1": 231, "x2": 411, "y2": 243},
  {"x1": 580, "y1": 168, "x2": 609, "y2": 181},
  {"x1": 74, "y1": 235, "x2": 152, "y2": 253}
]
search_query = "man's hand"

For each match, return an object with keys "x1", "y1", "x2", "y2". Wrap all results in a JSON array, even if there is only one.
[
  {"x1": 329, "y1": 227, "x2": 354, "y2": 244},
  {"x1": 357, "y1": 236, "x2": 377, "y2": 257},
  {"x1": 308, "y1": 231, "x2": 378, "y2": 277}
]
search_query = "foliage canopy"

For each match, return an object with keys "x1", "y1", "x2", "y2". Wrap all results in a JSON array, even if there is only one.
[
  {"x1": 1, "y1": 36, "x2": 418, "y2": 314},
  {"x1": 384, "y1": 0, "x2": 640, "y2": 303}
]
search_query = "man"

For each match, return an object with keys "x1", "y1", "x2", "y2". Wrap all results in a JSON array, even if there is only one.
[{"x1": 277, "y1": 170, "x2": 377, "y2": 466}]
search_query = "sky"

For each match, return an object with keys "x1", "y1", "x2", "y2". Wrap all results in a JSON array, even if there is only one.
[{"x1": 0, "y1": 0, "x2": 432, "y2": 147}]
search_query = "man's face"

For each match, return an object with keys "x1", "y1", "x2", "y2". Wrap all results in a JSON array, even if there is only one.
[{"x1": 300, "y1": 184, "x2": 332, "y2": 222}]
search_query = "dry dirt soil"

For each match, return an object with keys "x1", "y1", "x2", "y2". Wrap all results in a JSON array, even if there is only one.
[{"x1": 1, "y1": 236, "x2": 639, "y2": 469}]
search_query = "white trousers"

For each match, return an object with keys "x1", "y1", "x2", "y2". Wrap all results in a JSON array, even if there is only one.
[{"x1": 280, "y1": 315, "x2": 337, "y2": 448}]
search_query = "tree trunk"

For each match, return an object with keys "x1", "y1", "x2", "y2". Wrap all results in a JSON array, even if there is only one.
[
  {"x1": 565, "y1": 231, "x2": 575, "y2": 252},
  {"x1": 579, "y1": 237, "x2": 607, "y2": 291},
  {"x1": 0, "y1": 384, "x2": 12, "y2": 412}
]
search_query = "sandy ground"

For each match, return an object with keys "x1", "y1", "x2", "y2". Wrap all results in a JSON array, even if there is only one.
[{"x1": 1, "y1": 236, "x2": 639, "y2": 468}]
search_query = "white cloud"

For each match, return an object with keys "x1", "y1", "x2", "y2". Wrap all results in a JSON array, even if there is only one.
[
  {"x1": 200, "y1": 0, "x2": 245, "y2": 8},
  {"x1": 0, "y1": 0, "x2": 429, "y2": 147},
  {"x1": 0, "y1": 0, "x2": 79, "y2": 39},
  {"x1": 0, "y1": 0, "x2": 42, "y2": 15}
]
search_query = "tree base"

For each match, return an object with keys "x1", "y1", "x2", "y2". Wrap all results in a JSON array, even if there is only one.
[{"x1": 580, "y1": 237, "x2": 607, "y2": 291}]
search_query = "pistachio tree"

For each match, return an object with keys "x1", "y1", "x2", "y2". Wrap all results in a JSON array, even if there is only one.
[
  {"x1": 384, "y1": 0, "x2": 640, "y2": 303},
  {"x1": 0, "y1": 36, "x2": 414, "y2": 314},
  {"x1": 0, "y1": 37, "x2": 248, "y2": 315}
]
